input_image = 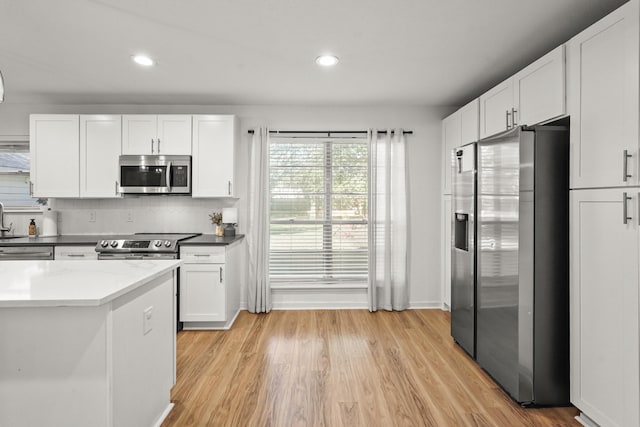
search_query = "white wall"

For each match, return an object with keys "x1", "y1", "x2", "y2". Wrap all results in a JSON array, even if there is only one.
[{"x1": 0, "y1": 103, "x2": 448, "y2": 309}]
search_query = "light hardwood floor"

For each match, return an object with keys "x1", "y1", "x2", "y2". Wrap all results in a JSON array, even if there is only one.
[{"x1": 163, "y1": 310, "x2": 579, "y2": 426}]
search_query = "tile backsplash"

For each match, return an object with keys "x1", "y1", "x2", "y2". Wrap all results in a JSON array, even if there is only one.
[{"x1": 5, "y1": 197, "x2": 241, "y2": 236}]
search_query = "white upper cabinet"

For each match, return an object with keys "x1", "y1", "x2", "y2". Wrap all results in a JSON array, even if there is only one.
[
  {"x1": 479, "y1": 78, "x2": 514, "y2": 139},
  {"x1": 441, "y1": 111, "x2": 461, "y2": 195},
  {"x1": 442, "y1": 99, "x2": 479, "y2": 195},
  {"x1": 480, "y1": 46, "x2": 566, "y2": 139},
  {"x1": 80, "y1": 115, "x2": 121, "y2": 198},
  {"x1": 30, "y1": 115, "x2": 79, "y2": 197},
  {"x1": 459, "y1": 98, "x2": 479, "y2": 145},
  {"x1": 514, "y1": 45, "x2": 565, "y2": 127},
  {"x1": 122, "y1": 115, "x2": 192, "y2": 155},
  {"x1": 567, "y1": 1, "x2": 639, "y2": 189},
  {"x1": 192, "y1": 115, "x2": 237, "y2": 198}
]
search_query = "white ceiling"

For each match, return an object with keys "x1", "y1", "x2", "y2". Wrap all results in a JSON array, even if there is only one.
[{"x1": 0, "y1": 0, "x2": 629, "y2": 106}]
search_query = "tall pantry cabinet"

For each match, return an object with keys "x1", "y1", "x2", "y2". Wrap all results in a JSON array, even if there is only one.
[{"x1": 568, "y1": 1, "x2": 640, "y2": 426}]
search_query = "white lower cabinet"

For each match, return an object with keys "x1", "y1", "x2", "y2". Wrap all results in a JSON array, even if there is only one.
[
  {"x1": 54, "y1": 245, "x2": 98, "y2": 260},
  {"x1": 570, "y1": 189, "x2": 640, "y2": 427},
  {"x1": 179, "y1": 242, "x2": 241, "y2": 329}
]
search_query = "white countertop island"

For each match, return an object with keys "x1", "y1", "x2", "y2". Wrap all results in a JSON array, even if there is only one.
[{"x1": 0, "y1": 260, "x2": 182, "y2": 427}]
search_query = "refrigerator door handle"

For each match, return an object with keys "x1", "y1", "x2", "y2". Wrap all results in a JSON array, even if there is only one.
[
  {"x1": 623, "y1": 149, "x2": 632, "y2": 182},
  {"x1": 623, "y1": 192, "x2": 632, "y2": 224}
]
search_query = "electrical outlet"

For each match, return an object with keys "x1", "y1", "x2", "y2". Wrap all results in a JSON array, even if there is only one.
[
  {"x1": 88, "y1": 211, "x2": 96, "y2": 222},
  {"x1": 125, "y1": 211, "x2": 134, "y2": 223},
  {"x1": 143, "y1": 306, "x2": 153, "y2": 335}
]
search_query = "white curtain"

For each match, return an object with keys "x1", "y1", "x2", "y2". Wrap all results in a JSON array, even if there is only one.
[
  {"x1": 368, "y1": 129, "x2": 409, "y2": 311},
  {"x1": 246, "y1": 128, "x2": 271, "y2": 313}
]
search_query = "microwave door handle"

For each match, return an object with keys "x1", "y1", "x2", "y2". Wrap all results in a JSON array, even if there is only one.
[{"x1": 166, "y1": 161, "x2": 172, "y2": 190}]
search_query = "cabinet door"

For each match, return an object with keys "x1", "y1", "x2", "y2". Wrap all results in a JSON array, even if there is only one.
[
  {"x1": 479, "y1": 78, "x2": 513, "y2": 139},
  {"x1": 459, "y1": 99, "x2": 479, "y2": 145},
  {"x1": 441, "y1": 195, "x2": 452, "y2": 309},
  {"x1": 80, "y1": 115, "x2": 121, "y2": 198},
  {"x1": 29, "y1": 114, "x2": 79, "y2": 197},
  {"x1": 441, "y1": 112, "x2": 460, "y2": 195},
  {"x1": 180, "y1": 263, "x2": 226, "y2": 322},
  {"x1": 514, "y1": 45, "x2": 565, "y2": 127},
  {"x1": 192, "y1": 115, "x2": 236, "y2": 197},
  {"x1": 570, "y1": 189, "x2": 640, "y2": 427},
  {"x1": 122, "y1": 115, "x2": 157, "y2": 155},
  {"x1": 567, "y1": 1, "x2": 639, "y2": 189},
  {"x1": 156, "y1": 115, "x2": 192, "y2": 155}
]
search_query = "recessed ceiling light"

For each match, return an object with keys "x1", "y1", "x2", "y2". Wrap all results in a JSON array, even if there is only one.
[
  {"x1": 315, "y1": 55, "x2": 339, "y2": 67},
  {"x1": 132, "y1": 54, "x2": 155, "y2": 67}
]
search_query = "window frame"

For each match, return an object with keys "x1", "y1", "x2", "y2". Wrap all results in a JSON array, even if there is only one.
[
  {"x1": 0, "y1": 140, "x2": 42, "y2": 212},
  {"x1": 268, "y1": 136, "x2": 369, "y2": 289}
]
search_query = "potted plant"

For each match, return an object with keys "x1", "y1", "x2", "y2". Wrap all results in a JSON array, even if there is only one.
[{"x1": 209, "y1": 211, "x2": 224, "y2": 236}]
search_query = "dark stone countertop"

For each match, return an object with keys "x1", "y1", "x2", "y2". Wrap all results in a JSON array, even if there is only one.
[
  {"x1": 180, "y1": 234, "x2": 245, "y2": 246},
  {"x1": 0, "y1": 234, "x2": 126, "y2": 247}
]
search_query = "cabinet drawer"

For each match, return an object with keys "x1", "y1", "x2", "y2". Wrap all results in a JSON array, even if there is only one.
[
  {"x1": 54, "y1": 245, "x2": 98, "y2": 260},
  {"x1": 180, "y1": 246, "x2": 225, "y2": 263}
]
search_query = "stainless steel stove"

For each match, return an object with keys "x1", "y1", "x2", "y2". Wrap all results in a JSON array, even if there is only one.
[{"x1": 95, "y1": 233, "x2": 200, "y2": 260}]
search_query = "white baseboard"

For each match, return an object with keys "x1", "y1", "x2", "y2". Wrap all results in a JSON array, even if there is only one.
[
  {"x1": 153, "y1": 403, "x2": 174, "y2": 427},
  {"x1": 575, "y1": 413, "x2": 599, "y2": 427}
]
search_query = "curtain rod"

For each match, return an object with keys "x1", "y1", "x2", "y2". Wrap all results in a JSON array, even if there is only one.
[{"x1": 247, "y1": 129, "x2": 413, "y2": 135}]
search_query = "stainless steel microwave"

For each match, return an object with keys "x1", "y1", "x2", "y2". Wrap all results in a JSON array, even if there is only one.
[{"x1": 119, "y1": 155, "x2": 191, "y2": 195}]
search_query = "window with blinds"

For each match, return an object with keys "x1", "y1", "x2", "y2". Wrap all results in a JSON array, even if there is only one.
[
  {"x1": 269, "y1": 138, "x2": 369, "y2": 287},
  {"x1": 0, "y1": 142, "x2": 39, "y2": 208}
]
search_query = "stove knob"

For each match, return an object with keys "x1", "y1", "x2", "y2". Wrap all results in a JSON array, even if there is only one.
[
  {"x1": 154, "y1": 240, "x2": 162, "y2": 247},
  {"x1": 164, "y1": 240, "x2": 172, "y2": 247},
  {"x1": 110, "y1": 240, "x2": 118, "y2": 248},
  {"x1": 100, "y1": 240, "x2": 108, "y2": 248}
]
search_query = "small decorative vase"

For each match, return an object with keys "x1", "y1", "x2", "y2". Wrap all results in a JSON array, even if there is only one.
[{"x1": 216, "y1": 224, "x2": 224, "y2": 237}]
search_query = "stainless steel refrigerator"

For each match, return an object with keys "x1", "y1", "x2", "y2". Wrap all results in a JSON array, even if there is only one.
[
  {"x1": 451, "y1": 143, "x2": 476, "y2": 358},
  {"x1": 452, "y1": 125, "x2": 570, "y2": 406}
]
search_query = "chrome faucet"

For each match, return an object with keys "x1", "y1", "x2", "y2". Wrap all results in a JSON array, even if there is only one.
[{"x1": 0, "y1": 202, "x2": 13, "y2": 236}]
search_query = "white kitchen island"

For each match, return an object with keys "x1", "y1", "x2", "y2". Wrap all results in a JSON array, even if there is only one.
[{"x1": 0, "y1": 259, "x2": 182, "y2": 427}]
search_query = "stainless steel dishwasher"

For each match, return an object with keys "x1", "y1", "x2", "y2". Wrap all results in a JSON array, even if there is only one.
[{"x1": 0, "y1": 246, "x2": 54, "y2": 260}]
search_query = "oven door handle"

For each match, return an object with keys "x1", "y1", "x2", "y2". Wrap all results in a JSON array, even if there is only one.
[{"x1": 166, "y1": 161, "x2": 172, "y2": 191}]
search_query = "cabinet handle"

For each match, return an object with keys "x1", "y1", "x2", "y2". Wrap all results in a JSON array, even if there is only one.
[
  {"x1": 151, "y1": 138, "x2": 155, "y2": 154},
  {"x1": 511, "y1": 108, "x2": 518, "y2": 127},
  {"x1": 157, "y1": 138, "x2": 161, "y2": 153},
  {"x1": 66, "y1": 254, "x2": 86, "y2": 258},
  {"x1": 505, "y1": 110, "x2": 512, "y2": 129},
  {"x1": 115, "y1": 181, "x2": 119, "y2": 195},
  {"x1": 623, "y1": 150, "x2": 632, "y2": 182},
  {"x1": 193, "y1": 254, "x2": 210, "y2": 257},
  {"x1": 228, "y1": 181, "x2": 232, "y2": 195},
  {"x1": 29, "y1": 181, "x2": 33, "y2": 196},
  {"x1": 623, "y1": 192, "x2": 632, "y2": 224},
  {"x1": 219, "y1": 267, "x2": 223, "y2": 283}
]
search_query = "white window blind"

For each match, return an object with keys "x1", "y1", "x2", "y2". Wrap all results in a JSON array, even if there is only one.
[
  {"x1": 0, "y1": 142, "x2": 39, "y2": 208},
  {"x1": 269, "y1": 138, "x2": 369, "y2": 286}
]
